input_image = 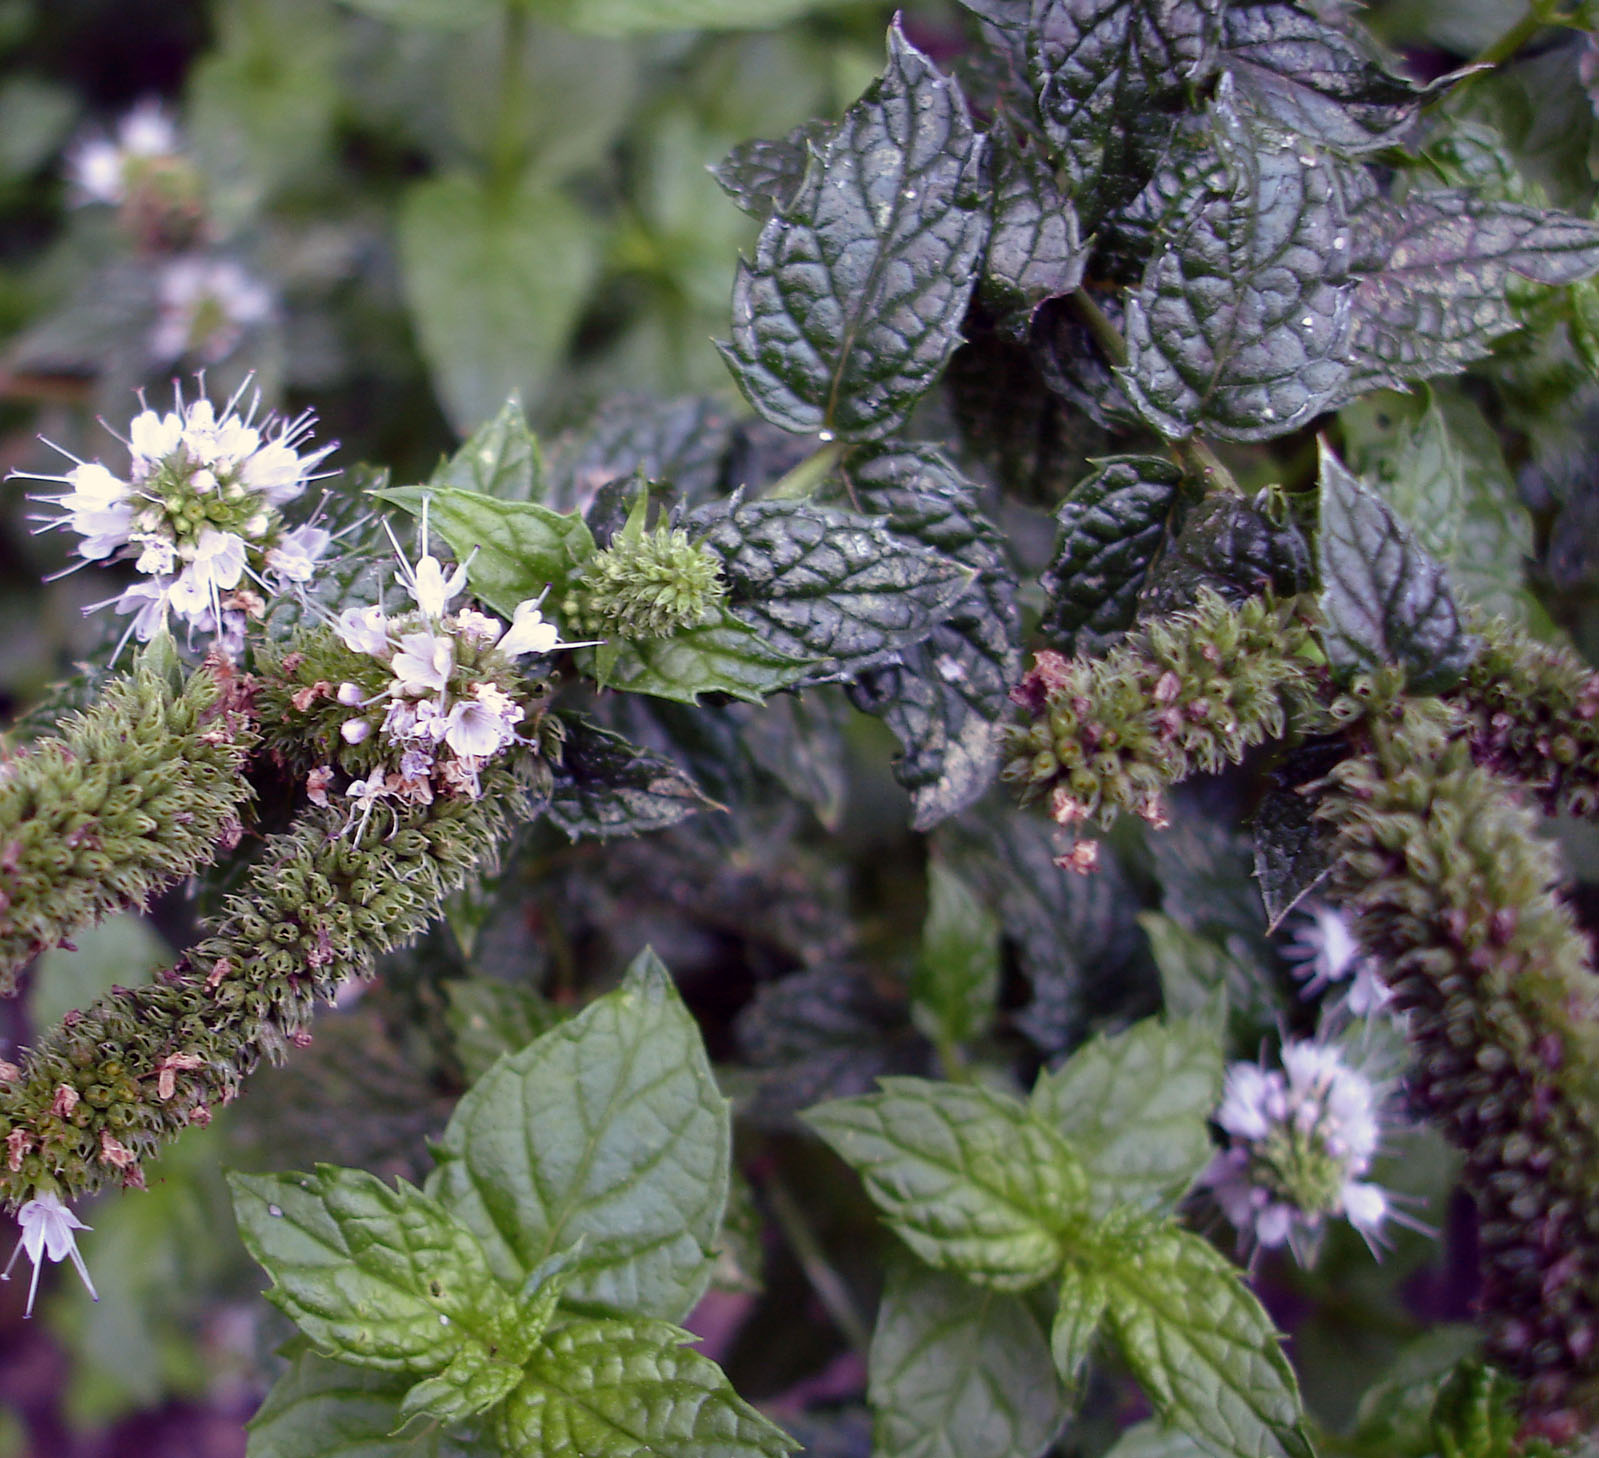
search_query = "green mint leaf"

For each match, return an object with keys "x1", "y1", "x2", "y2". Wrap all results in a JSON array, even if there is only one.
[
  {"x1": 982, "y1": 121, "x2": 1089, "y2": 341},
  {"x1": 720, "y1": 20, "x2": 987, "y2": 441},
  {"x1": 429, "y1": 948, "x2": 729, "y2": 1323},
  {"x1": 1120, "y1": 81, "x2": 1356, "y2": 442},
  {"x1": 247, "y1": 1341, "x2": 492, "y2": 1458},
  {"x1": 870, "y1": 1260, "x2": 1066, "y2": 1458},
  {"x1": 1249, "y1": 738, "x2": 1344, "y2": 931},
  {"x1": 1428, "y1": 1360, "x2": 1520, "y2": 1458},
  {"x1": 1040, "y1": 456, "x2": 1184, "y2": 655},
  {"x1": 399, "y1": 1343, "x2": 525, "y2": 1430},
  {"x1": 1029, "y1": 0, "x2": 1221, "y2": 227},
  {"x1": 546, "y1": 716, "x2": 719, "y2": 840},
  {"x1": 713, "y1": 122, "x2": 829, "y2": 222},
  {"x1": 1345, "y1": 191, "x2": 1599, "y2": 394},
  {"x1": 1338, "y1": 387, "x2": 1539, "y2": 625},
  {"x1": 839, "y1": 446, "x2": 1021, "y2": 828},
  {"x1": 1316, "y1": 442, "x2": 1478, "y2": 694},
  {"x1": 375, "y1": 484, "x2": 598, "y2": 619},
  {"x1": 697, "y1": 497, "x2": 974, "y2": 684},
  {"x1": 1052, "y1": 1261, "x2": 1109, "y2": 1389},
  {"x1": 336, "y1": 0, "x2": 497, "y2": 28},
  {"x1": 1101, "y1": 1223, "x2": 1311, "y2": 1458},
  {"x1": 587, "y1": 606, "x2": 819, "y2": 705},
  {"x1": 229, "y1": 1167, "x2": 516, "y2": 1376},
  {"x1": 399, "y1": 173, "x2": 597, "y2": 432},
  {"x1": 1102, "y1": 1420, "x2": 1214, "y2": 1458},
  {"x1": 427, "y1": 396, "x2": 546, "y2": 503},
  {"x1": 445, "y1": 979, "x2": 564, "y2": 1085},
  {"x1": 911, "y1": 861, "x2": 1000, "y2": 1051},
  {"x1": 1031, "y1": 1017, "x2": 1223, "y2": 1217},
  {"x1": 1220, "y1": 2, "x2": 1434, "y2": 154},
  {"x1": 804, "y1": 1078, "x2": 1086, "y2": 1289},
  {"x1": 496, "y1": 1314, "x2": 793, "y2": 1458}
]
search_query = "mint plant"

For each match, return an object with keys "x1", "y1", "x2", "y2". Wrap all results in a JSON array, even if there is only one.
[{"x1": 7, "y1": 0, "x2": 1599, "y2": 1455}]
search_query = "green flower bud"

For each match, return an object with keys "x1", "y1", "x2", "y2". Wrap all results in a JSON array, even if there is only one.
[{"x1": 566, "y1": 522, "x2": 727, "y2": 639}]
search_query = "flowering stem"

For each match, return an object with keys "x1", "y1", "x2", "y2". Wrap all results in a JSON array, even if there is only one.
[
  {"x1": 0, "y1": 770, "x2": 536, "y2": 1207},
  {"x1": 0, "y1": 648, "x2": 255, "y2": 993},
  {"x1": 1317, "y1": 700, "x2": 1599, "y2": 1425}
]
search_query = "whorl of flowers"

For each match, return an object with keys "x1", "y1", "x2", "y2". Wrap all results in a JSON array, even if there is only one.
[
  {"x1": 255, "y1": 513, "x2": 580, "y2": 834},
  {"x1": 0, "y1": 768, "x2": 535, "y2": 1209},
  {"x1": 16, "y1": 381, "x2": 334, "y2": 655},
  {"x1": 150, "y1": 256, "x2": 274, "y2": 365},
  {"x1": 1316, "y1": 698, "x2": 1599, "y2": 1427},
  {"x1": 1003, "y1": 589, "x2": 1317, "y2": 836},
  {"x1": 1450, "y1": 616, "x2": 1599, "y2": 818},
  {"x1": 0, "y1": 644, "x2": 256, "y2": 992},
  {"x1": 563, "y1": 520, "x2": 728, "y2": 639},
  {"x1": 64, "y1": 101, "x2": 204, "y2": 251},
  {"x1": 1205, "y1": 1039, "x2": 1395, "y2": 1264}
]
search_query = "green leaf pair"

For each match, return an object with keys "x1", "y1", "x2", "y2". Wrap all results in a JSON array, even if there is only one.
[
  {"x1": 809, "y1": 1019, "x2": 1310, "y2": 1458},
  {"x1": 234, "y1": 951, "x2": 791, "y2": 1458}
]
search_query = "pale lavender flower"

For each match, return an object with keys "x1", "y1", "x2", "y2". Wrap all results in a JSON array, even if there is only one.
[
  {"x1": 2, "y1": 1193, "x2": 98, "y2": 1317},
  {"x1": 150, "y1": 256, "x2": 274, "y2": 364},
  {"x1": 1283, "y1": 902, "x2": 1391, "y2": 1017},
  {"x1": 1205, "y1": 1039, "x2": 1400, "y2": 1264},
  {"x1": 66, "y1": 100, "x2": 180, "y2": 205}
]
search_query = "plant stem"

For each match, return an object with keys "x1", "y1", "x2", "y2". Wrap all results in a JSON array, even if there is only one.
[
  {"x1": 764, "y1": 441, "x2": 847, "y2": 500},
  {"x1": 489, "y1": 2, "x2": 530, "y2": 197},
  {"x1": 1067, "y1": 288, "x2": 1129, "y2": 369},
  {"x1": 764, "y1": 1171, "x2": 873, "y2": 1355},
  {"x1": 1175, "y1": 436, "x2": 1244, "y2": 495}
]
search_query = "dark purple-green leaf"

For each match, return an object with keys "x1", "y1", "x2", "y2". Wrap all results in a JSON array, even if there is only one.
[
  {"x1": 696, "y1": 496, "x2": 974, "y2": 685},
  {"x1": 1221, "y1": 1, "x2": 1435, "y2": 154},
  {"x1": 1120, "y1": 82, "x2": 1357, "y2": 442},
  {"x1": 1316, "y1": 443, "x2": 1478, "y2": 694},
  {"x1": 982, "y1": 122, "x2": 1090, "y2": 341},
  {"x1": 1343, "y1": 190, "x2": 1599, "y2": 394},
  {"x1": 1041, "y1": 455, "x2": 1183, "y2": 655},
  {"x1": 1028, "y1": 0, "x2": 1222, "y2": 227},
  {"x1": 840, "y1": 446, "x2": 1022, "y2": 830},
  {"x1": 720, "y1": 21, "x2": 988, "y2": 442}
]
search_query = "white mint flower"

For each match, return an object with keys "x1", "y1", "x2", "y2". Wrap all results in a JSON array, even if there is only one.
[
  {"x1": 66, "y1": 100, "x2": 180, "y2": 205},
  {"x1": 150, "y1": 256, "x2": 274, "y2": 365},
  {"x1": 337, "y1": 605, "x2": 390, "y2": 656},
  {"x1": 3, "y1": 1192, "x2": 98, "y2": 1317},
  {"x1": 497, "y1": 597, "x2": 563, "y2": 657},
  {"x1": 390, "y1": 631, "x2": 454, "y2": 695},
  {"x1": 265, "y1": 524, "x2": 330, "y2": 586},
  {"x1": 1205, "y1": 1039, "x2": 1402, "y2": 1264},
  {"x1": 1284, "y1": 902, "x2": 1391, "y2": 1016},
  {"x1": 12, "y1": 379, "x2": 336, "y2": 652}
]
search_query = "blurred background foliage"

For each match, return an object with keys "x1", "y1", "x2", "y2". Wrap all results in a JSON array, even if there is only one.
[{"x1": 0, "y1": 0, "x2": 1597, "y2": 1454}]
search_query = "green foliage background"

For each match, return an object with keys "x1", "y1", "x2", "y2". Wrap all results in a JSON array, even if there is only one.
[{"x1": 4, "y1": 0, "x2": 1599, "y2": 1456}]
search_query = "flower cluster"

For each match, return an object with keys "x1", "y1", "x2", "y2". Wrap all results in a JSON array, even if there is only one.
[
  {"x1": 275, "y1": 517, "x2": 589, "y2": 833},
  {"x1": 20, "y1": 382, "x2": 334, "y2": 655},
  {"x1": 1206, "y1": 1040, "x2": 1393, "y2": 1263},
  {"x1": 1004, "y1": 589, "x2": 1317, "y2": 847},
  {"x1": 65, "y1": 100, "x2": 182, "y2": 207},
  {"x1": 1282, "y1": 903, "x2": 1391, "y2": 1017},
  {"x1": 64, "y1": 101, "x2": 205, "y2": 251},
  {"x1": 151, "y1": 256, "x2": 274, "y2": 365}
]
